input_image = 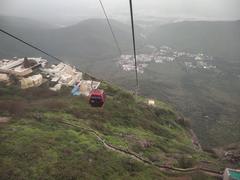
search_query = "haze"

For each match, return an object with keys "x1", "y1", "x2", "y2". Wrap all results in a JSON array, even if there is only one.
[{"x1": 1, "y1": 0, "x2": 240, "y2": 25}]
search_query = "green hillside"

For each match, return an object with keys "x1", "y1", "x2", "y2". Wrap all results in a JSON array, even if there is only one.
[
  {"x1": 94, "y1": 59, "x2": 240, "y2": 149},
  {"x1": 0, "y1": 83, "x2": 219, "y2": 179},
  {"x1": 149, "y1": 20, "x2": 240, "y2": 61},
  {"x1": 0, "y1": 17, "x2": 143, "y2": 61}
]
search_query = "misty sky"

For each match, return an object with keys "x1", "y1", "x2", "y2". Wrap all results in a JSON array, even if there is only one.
[{"x1": 1, "y1": 0, "x2": 240, "y2": 23}]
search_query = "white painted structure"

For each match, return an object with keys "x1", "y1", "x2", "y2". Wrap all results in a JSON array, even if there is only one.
[{"x1": 148, "y1": 99, "x2": 155, "y2": 106}]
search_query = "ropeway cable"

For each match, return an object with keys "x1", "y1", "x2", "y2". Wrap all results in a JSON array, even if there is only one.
[
  {"x1": 129, "y1": 0, "x2": 139, "y2": 94},
  {"x1": 98, "y1": 0, "x2": 122, "y2": 56},
  {"x1": 0, "y1": 28, "x2": 93, "y2": 77}
]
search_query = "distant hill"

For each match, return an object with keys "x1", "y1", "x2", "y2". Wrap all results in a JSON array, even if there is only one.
[
  {"x1": 1, "y1": 17, "x2": 240, "y2": 61},
  {"x1": 149, "y1": 20, "x2": 240, "y2": 60},
  {"x1": 0, "y1": 15, "x2": 56, "y2": 32},
  {"x1": 0, "y1": 17, "x2": 143, "y2": 61},
  {"x1": 0, "y1": 16, "x2": 57, "y2": 58},
  {"x1": 36, "y1": 19, "x2": 143, "y2": 60}
]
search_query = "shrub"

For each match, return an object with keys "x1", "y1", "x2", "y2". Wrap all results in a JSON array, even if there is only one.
[
  {"x1": 202, "y1": 148, "x2": 219, "y2": 158},
  {"x1": 70, "y1": 108, "x2": 82, "y2": 119},
  {"x1": 22, "y1": 87, "x2": 58, "y2": 99},
  {"x1": 89, "y1": 120, "x2": 111, "y2": 135},
  {"x1": 114, "y1": 91, "x2": 134, "y2": 102},
  {"x1": 148, "y1": 154, "x2": 160, "y2": 162},
  {"x1": 175, "y1": 117, "x2": 191, "y2": 128},
  {"x1": 122, "y1": 159, "x2": 143, "y2": 173},
  {"x1": 153, "y1": 107, "x2": 174, "y2": 117},
  {"x1": 69, "y1": 108, "x2": 93, "y2": 119},
  {"x1": 0, "y1": 84, "x2": 19, "y2": 96},
  {"x1": 177, "y1": 155, "x2": 195, "y2": 168},
  {"x1": 0, "y1": 100, "x2": 26, "y2": 116},
  {"x1": 100, "y1": 82, "x2": 119, "y2": 96},
  {"x1": 44, "y1": 100, "x2": 67, "y2": 111}
]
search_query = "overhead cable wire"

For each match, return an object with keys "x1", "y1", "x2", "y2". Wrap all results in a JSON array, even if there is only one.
[
  {"x1": 98, "y1": 0, "x2": 122, "y2": 56},
  {"x1": 129, "y1": 0, "x2": 139, "y2": 94},
  {"x1": 0, "y1": 28, "x2": 63, "y2": 63},
  {"x1": 0, "y1": 28, "x2": 89, "y2": 75}
]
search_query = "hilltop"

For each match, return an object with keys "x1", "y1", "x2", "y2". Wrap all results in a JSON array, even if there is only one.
[
  {"x1": 0, "y1": 16, "x2": 144, "y2": 61},
  {"x1": 0, "y1": 82, "x2": 221, "y2": 179},
  {"x1": 149, "y1": 20, "x2": 240, "y2": 61}
]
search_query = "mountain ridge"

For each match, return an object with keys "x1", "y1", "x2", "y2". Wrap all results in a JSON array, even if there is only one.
[
  {"x1": 149, "y1": 20, "x2": 240, "y2": 60},
  {"x1": 0, "y1": 17, "x2": 144, "y2": 61}
]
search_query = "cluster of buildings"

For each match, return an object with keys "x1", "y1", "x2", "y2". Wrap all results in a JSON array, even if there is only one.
[
  {"x1": 184, "y1": 54, "x2": 216, "y2": 70},
  {"x1": 0, "y1": 57, "x2": 47, "y2": 87},
  {"x1": 0, "y1": 57, "x2": 47, "y2": 77},
  {"x1": 118, "y1": 54, "x2": 149, "y2": 74},
  {"x1": 0, "y1": 57, "x2": 100, "y2": 96},
  {"x1": 117, "y1": 46, "x2": 216, "y2": 73}
]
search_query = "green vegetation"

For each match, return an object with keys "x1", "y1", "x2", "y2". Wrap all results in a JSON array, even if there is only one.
[
  {"x1": 149, "y1": 20, "x2": 240, "y2": 61},
  {"x1": 1, "y1": 16, "x2": 239, "y2": 150},
  {"x1": 97, "y1": 58, "x2": 240, "y2": 148},
  {"x1": 0, "y1": 83, "x2": 218, "y2": 179}
]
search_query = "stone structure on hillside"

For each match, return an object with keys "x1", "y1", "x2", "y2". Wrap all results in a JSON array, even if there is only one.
[
  {"x1": 0, "y1": 57, "x2": 101, "y2": 96},
  {"x1": 20, "y1": 74, "x2": 43, "y2": 89},
  {"x1": 0, "y1": 57, "x2": 47, "y2": 77}
]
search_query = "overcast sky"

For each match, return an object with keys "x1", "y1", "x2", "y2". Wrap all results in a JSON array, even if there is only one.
[{"x1": 1, "y1": 0, "x2": 240, "y2": 23}]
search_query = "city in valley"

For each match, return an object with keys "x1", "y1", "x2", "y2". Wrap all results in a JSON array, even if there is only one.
[{"x1": 117, "y1": 45, "x2": 217, "y2": 74}]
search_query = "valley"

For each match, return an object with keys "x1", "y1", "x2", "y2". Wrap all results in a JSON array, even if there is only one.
[{"x1": 1, "y1": 16, "x2": 240, "y2": 150}]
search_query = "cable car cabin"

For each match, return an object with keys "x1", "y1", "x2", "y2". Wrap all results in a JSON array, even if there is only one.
[{"x1": 89, "y1": 89, "x2": 106, "y2": 107}]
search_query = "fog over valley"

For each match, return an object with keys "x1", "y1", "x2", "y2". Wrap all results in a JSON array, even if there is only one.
[{"x1": 1, "y1": 0, "x2": 240, "y2": 25}]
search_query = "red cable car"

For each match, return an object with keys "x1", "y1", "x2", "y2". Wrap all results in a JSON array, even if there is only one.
[{"x1": 89, "y1": 89, "x2": 106, "y2": 107}]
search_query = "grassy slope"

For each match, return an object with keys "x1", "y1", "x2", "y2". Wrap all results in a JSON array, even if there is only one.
[
  {"x1": 0, "y1": 83, "x2": 218, "y2": 179},
  {"x1": 93, "y1": 59, "x2": 240, "y2": 148}
]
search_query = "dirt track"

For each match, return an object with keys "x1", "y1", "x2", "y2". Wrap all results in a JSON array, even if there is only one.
[{"x1": 60, "y1": 121, "x2": 223, "y2": 178}]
